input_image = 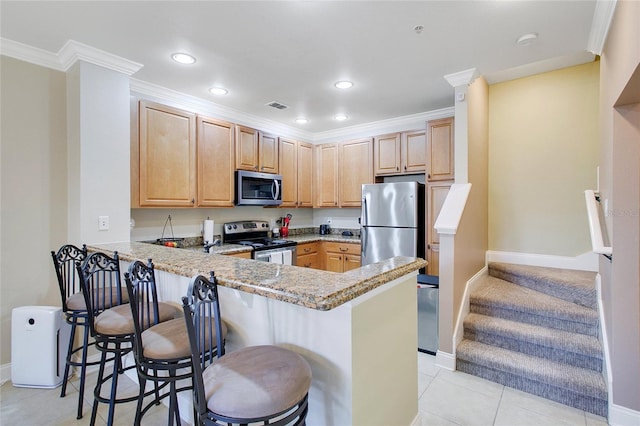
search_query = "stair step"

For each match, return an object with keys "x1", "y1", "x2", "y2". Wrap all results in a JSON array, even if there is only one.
[
  {"x1": 489, "y1": 262, "x2": 597, "y2": 309},
  {"x1": 457, "y1": 340, "x2": 608, "y2": 417},
  {"x1": 464, "y1": 313, "x2": 603, "y2": 371},
  {"x1": 471, "y1": 276, "x2": 599, "y2": 336}
]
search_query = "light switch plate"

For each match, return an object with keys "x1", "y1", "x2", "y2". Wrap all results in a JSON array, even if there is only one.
[{"x1": 98, "y1": 216, "x2": 109, "y2": 231}]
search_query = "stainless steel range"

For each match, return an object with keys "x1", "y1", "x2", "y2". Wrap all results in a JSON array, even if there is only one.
[{"x1": 223, "y1": 220, "x2": 297, "y2": 265}]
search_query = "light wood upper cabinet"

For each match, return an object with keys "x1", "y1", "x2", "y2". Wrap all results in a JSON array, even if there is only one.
[
  {"x1": 280, "y1": 139, "x2": 314, "y2": 208},
  {"x1": 137, "y1": 100, "x2": 196, "y2": 207},
  {"x1": 315, "y1": 144, "x2": 339, "y2": 207},
  {"x1": 426, "y1": 181, "x2": 452, "y2": 276},
  {"x1": 297, "y1": 142, "x2": 314, "y2": 207},
  {"x1": 279, "y1": 138, "x2": 298, "y2": 207},
  {"x1": 235, "y1": 125, "x2": 259, "y2": 171},
  {"x1": 315, "y1": 139, "x2": 373, "y2": 208},
  {"x1": 426, "y1": 117, "x2": 454, "y2": 181},
  {"x1": 197, "y1": 116, "x2": 235, "y2": 207},
  {"x1": 259, "y1": 132, "x2": 279, "y2": 173},
  {"x1": 235, "y1": 126, "x2": 279, "y2": 173},
  {"x1": 374, "y1": 133, "x2": 402, "y2": 175},
  {"x1": 374, "y1": 130, "x2": 425, "y2": 176},
  {"x1": 340, "y1": 138, "x2": 373, "y2": 207},
  {"x1": 402, "y1": 129, "x2": 427, "y2": 173}
]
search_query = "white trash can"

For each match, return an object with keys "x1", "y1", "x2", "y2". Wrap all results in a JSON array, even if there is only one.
[{"x1": 11, "y1": 306, "x2": 71, "y2": 388}]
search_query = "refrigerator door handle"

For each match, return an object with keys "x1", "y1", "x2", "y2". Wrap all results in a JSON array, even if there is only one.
[
  {"x1": 361, "y1": 228, "x2": 367, "y2": 260},
  {"x1": 362, "y1": 196, "x2": 368, "y2": 226}
]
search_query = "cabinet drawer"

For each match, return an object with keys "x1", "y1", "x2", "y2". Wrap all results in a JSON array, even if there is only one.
[
  {"x1": 323, "y1": 241, "x2": 361, "y2": 255},
  {"x1": 297, "y1": 242, "x2": 319, "y2": 255},
  {"x1": 224, "y1": 251, "x2": 252, "y2": 259},
  {"x1": 298, "y1": 253, "x2": 320, "y2": 269}
]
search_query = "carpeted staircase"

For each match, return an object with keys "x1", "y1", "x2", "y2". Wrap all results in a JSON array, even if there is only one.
[{"x1": 456, "y1": 262, "x2": 608, "y2": 417}]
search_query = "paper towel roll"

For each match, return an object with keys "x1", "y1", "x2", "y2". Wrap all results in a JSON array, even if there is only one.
[{"x1": 203, "y1": 220, "x2": 214, "y2": 244}]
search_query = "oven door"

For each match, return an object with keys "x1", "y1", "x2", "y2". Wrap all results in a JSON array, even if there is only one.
[
  {"x1": 235, "y1": 170, "x2": 282, "y2": 206},
  {"x1": 254, "y1": 247, "x2": 297, "y2": 266}
]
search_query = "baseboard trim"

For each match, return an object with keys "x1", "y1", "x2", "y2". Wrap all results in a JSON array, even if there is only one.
[
  {"x1": 609, "y1": 403, "x2": 640, "y2": 426},
  {"x1": 486, "y1": 250, "x2": 598, "y2": 271},
  {"x1": 452, "y1": 266, "x2": 488, "y2": 354},
  {"x1": 435, "y1": 350, "x2": 455, "y2": 371},
  {"x1": 1, "y1": 363, "x2": 10, "y2": 385}
]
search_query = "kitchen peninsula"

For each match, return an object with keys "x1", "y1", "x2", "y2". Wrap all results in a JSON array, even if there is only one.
[{"x1": 88, "y1": 241, "x2": 426, "y2": 426}]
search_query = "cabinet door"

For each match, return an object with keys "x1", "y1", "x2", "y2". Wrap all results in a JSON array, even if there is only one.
[
  {"x1": 298, "y1": 253, "x2": 320, "y2": 269},
  {"x1": 374, "y1": 133, "x2": 401, "y2": 175},
  {"x1": 138, "y1": 101, "x2": 196, "y2": 207},
  {"x1": 197, "y1": 116, "x2": 235, "y2": 207},
  {"x1": 344, "y1": 255, "x2": 362, "y2": 272},
  {"x1": 340, "y1": 138, "x2": 373, "y2": 207},
  {"x1": 259, "y1": 132, "x2": 279, "y2": 173},
  {"x1": 235, "y1": 125, "x2": 259, "y2": 171},
  {"x1": 426, "y1": 117, "x2": 454, "y2": 181},
  {"x1": 403, "y1": 129, "x2": 426, "y2": 173},
  {"x1": 297, "y1": 142, "x2": 314, "y2": 207},
  {"x1": 315, "y1": 144, "x2": 339, "y2": 207},
  {"x1": 279, "y1": 138, "x2": 298, "y2": 207},
  {"x1": 427, "y1": 182, "x2": 451, "y2": 275},
  {"x1": 324, "y1": 252, "x2": 344, "y2": 272}
]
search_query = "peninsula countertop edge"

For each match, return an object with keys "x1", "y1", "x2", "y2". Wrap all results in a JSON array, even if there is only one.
[{"x1": 87, "y1": 241, "x2": 427, "y2": 311}]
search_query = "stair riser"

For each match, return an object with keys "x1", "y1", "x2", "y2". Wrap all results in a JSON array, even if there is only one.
[
  {"x1": 464, "y1": 330, "x2": 603, "y2": 372},
  {"x1": 457, "y1": 359, "x2": 608, "y2": 417},
  {"x1": 489, "y1": 267, "x2": 597, "y2": 310},
  {"x1": 470, "y1": 303, "x2": 599, "y2": 337}
]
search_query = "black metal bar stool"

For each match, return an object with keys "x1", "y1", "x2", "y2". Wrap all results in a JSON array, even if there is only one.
[
  {"x1": 77, "y1": 251, "x2": 179, "y2": 426},
  {"x1": 182, "y1": 272, "x2": 312, "y2": 426},
  {"x1": 125, "y1": 259, "x2": 219, "y2": 426},
  {"x1": 51, "y1": 243, "x2": 92, "y2": 419}
]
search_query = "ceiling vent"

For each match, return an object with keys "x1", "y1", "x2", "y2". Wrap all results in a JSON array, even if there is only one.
[{"x1": 266, "y1": 101, "x2": 289, "y2": 110}]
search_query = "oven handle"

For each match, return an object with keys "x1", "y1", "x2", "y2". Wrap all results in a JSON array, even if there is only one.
[{"x1": 272, "y1": 179, "x2": 280, "y2": 201}]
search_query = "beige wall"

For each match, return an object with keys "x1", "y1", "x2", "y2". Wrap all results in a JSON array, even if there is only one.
[
  {"x1": 439, "y1": 77, "x2": 490, "y2": 354},
  {"x1": 0, "y1": 56, "x2": 69, "y2": 364},
  {"x1": 488, "y1": 61, "x2": 600, "y2": 257},
  {"x1": 599, "y1": 0, "x2": 640, "y2": 413}
]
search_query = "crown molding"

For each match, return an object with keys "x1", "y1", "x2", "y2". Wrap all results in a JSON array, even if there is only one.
[
  {"x1": 0, "y1": 38, "x2": 62, "y2": 70},
  {"x1": 130, "y1": 78, "x2": 314, "y2": 142},
  {"x1": 0, "y1": 37, "x2": 143, "y2": 76},
  {"x1": 312, "y1": 107, "x2": 454, "y2": 143},
  {"x1": 587, "y1": 0, "x2": 617, "y2": 55},
  {"x1": 444, "y1": 68, "x2": 479, "y2": 88}
]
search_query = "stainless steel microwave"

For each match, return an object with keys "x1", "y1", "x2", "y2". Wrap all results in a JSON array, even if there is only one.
[{"x1": 235, "y1": 170, "x2": 282, "y2": 206}]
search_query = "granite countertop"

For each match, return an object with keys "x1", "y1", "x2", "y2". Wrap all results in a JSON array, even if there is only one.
[{"x1": 87, "y1": 240, "x2": 425, "y2": 311}]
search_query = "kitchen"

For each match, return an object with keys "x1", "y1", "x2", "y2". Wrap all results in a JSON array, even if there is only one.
[{"x1": 3, "y1": 1, "x2": 632, "y2": 425}]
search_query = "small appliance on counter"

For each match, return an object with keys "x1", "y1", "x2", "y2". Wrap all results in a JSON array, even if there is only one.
[
  {"x1": 223, "y1": 220, "x2": 297, "y2": 265},
  {"x1": 319, "y1": 224, "x2": 331, "y2": 235}
]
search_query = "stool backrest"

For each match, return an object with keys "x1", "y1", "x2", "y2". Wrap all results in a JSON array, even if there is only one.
[
  {"x1": 51, "y1": 244, "x2": 87, "y2": 312},
  {"x1": 124, "y1": 259, "x2": 162, "y2": 361},
  {"x1": 76, "y1": 251, "x2": 124, "y2": 337},
  {"x1": 182, "y1": 271, "x2": 225, "y2": 422}
]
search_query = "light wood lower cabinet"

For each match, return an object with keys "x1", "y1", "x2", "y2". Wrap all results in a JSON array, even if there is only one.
[
  {"x1": 321, "y1": 241, "x2": 361, "y2": 272},
  {"x1": 297, "y1": 242, "x2": 320, "y2": 269},
  {"x1": 426, "y1": 181, "x2": 452, "y2": 276}
]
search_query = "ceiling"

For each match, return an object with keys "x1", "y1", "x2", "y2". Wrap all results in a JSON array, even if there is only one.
[{"x1": 1, "y1": 1, "x2": 601, "y2": 134}]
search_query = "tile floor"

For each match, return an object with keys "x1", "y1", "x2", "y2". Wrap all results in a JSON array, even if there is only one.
[{"x1": 0, "y1": 351, "x2": 609, "y2": 425}]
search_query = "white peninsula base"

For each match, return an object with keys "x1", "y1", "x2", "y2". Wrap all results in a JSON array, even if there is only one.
[{"x1": 151, "y1": 268, "x2": 419, "y2": 426}]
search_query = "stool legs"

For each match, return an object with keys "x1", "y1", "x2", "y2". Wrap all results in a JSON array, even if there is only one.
[{"x1": 60, "y1": 315, "x2": 93, "y2": 420}]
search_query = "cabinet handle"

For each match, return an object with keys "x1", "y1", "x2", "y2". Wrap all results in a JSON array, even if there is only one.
[
  {"x1": 397, "y1": 166, "x2": 399, "y2": 171},
  {"x1": 404, "y1": 165, "x2": 407, "y2": 170},
  {"x1": 191, "y1": 198, "x2": 195, "y2": 204},
  {"x1": 339, "y1": 247, "x2": 348, "y2": 252},
  {"x1": 304, "y1": 248, "x2": 311, "y2": 253},
  {"x1": 304, "y1": 263, "x2": 311, "y2": 267},
  {"x1": 428, "y1": 173, "x2": 431, "y2": 179}
]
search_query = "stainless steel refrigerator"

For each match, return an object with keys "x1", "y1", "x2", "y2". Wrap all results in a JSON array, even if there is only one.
[{"x1": 360, "y1": 182, "x2": 425, "y2": 267}]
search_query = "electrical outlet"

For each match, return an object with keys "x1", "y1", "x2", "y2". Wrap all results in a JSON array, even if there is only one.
[{"x1": 98, "y1": 216, "x2": 109, "y2": 231}]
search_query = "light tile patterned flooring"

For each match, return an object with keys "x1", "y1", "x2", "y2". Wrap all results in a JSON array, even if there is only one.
[{"x1": 0, "y1": 351, "x2": 609, "y2": 425}]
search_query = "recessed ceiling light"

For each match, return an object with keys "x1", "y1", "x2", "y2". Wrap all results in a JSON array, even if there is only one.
[
  {"x1": 295, "y1": 118, "x2": 308, "y2": 124},
  {"x1": 334, "y1": 114, "x2": 349, "y2": 121},
  {"x1": 209, "y1": 87, "x2": 228, "y2": 96},
  {"x1": 171, "y1": 52, "x2": 196, "y2": 64},
  {"x1": 516, "y1": 33, "x2": 538, "y2": 46},
  {"x1": 335, "y1": 81, "x2": 353, "y2": 89}
]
